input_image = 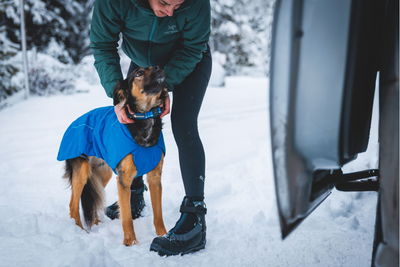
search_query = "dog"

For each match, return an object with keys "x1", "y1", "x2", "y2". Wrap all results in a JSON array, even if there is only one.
[{"x1": 57, "y1": 66, "x2": 168, "y2": 246}]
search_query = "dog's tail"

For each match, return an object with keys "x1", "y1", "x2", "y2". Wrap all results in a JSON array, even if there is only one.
[{"x1": 64, "y1": 157, "x2": 105, "y2": 227}]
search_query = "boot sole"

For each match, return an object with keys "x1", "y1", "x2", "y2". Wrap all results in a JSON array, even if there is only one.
[{"x1": 150, "y1": 240, "x2": 206, "y2": 257}]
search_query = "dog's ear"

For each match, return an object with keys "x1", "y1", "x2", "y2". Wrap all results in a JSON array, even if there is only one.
[{"x1": 113, "y1": 79, "x2": 129, "y2": 106}]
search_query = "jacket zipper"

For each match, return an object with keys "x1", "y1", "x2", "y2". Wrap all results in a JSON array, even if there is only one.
[{"x1": 148, "y1": 17, "x2": 157, "y2": 66}]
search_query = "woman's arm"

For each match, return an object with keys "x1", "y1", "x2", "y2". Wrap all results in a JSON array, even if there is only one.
[{"x1": 90, "y1": 0, "x2": 128, "y2": 97}]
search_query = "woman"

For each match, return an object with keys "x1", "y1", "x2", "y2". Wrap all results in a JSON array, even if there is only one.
[{"x1": 90, "y1": 0, "x2": 212, "y2": 256}]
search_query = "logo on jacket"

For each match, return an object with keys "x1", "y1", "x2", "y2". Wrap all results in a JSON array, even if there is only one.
[{"x1": 164, "y1": 25, "x2": 178, "y2": 35}]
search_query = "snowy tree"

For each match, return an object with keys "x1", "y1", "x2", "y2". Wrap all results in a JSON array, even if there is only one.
[
  {"x1": 3, "y1": 0, "x2": 93, "y2": 64},
  {"x1": 0, "y1": 0, "x2": 20, "y2": 103},
  {"x1": 210, "y1": 0, "x2": 275, "y2": 76},
  {"x1": 62, "y1": 0, "x2": 95, "y2": 63},
  {"x1": 0, "y1": 0, "x2": 94, "y2": 101}
]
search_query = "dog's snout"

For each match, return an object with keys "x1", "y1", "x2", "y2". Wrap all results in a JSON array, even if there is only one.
[{"x1": 153, "y1": 66, "x2": 160, "y2": 71}]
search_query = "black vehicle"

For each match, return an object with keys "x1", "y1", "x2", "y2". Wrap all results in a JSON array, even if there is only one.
[{"x1": 269, "y1": 0, "x2": 398, "y2": 266}]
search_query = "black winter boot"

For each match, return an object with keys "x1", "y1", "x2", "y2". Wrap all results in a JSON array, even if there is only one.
[
  {"x1": 105, "y1": 185, "x2": 147, "y2": 220},
  {"x1": 150, "y1": 197, "x2": 207, "y2": 256}
]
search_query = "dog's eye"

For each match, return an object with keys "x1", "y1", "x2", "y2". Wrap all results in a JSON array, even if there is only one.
[{"x1": 135, "y1": 70, "x2": 145, "y2": 77}]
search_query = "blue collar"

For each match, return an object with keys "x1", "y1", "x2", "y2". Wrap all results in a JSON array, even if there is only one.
[{"x1": 127, "y1": 107, "x2": 162, "y2": 120}]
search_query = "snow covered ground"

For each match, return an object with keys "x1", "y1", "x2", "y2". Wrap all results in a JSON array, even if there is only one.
[{"x1": 0, "y1": 68, "x2": 379, "y2": 266}]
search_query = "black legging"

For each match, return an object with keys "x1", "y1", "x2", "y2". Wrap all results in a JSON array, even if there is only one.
[{"x1": 129, "y1": 48, "x2": 212, "y2": 199}]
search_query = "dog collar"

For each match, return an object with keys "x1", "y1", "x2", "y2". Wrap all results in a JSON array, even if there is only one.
[{"x1": 127, "y1": 107, "x2": 162, "y2": 120}]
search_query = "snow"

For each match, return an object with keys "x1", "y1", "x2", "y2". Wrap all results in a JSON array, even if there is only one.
[
  {"x1": 219, "y1": 21, "x2": 240, "y2": 35},
  {"x1": 0, "y1": 65, "x2": 378, "y2": 266},
  {"x1": 44, "y1": 38, "x2": 71, "y2": 63},
  {"x1": 209, "y1": 52, "x2": 226, "y2": 87}
]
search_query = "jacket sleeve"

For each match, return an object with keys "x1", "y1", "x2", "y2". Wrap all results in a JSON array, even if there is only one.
[
  {"x1": 90, "y1": 0, "x2": 126, "y2": 98},
  {"x1": 163, "y1": 0, "x2": 211, "y2": 91}
]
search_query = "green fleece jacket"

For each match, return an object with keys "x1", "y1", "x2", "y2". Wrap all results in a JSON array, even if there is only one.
[{"x1": 90, "y1": 0, "x2": 211, "y2": 97}]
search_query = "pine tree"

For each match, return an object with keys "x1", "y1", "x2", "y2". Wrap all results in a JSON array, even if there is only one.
[
  {"x1": 4, "y1": 0, "x2": 94, "y2": 64},
  {"x1": 210, "y1": 0, "x2": 275, "y2": 76},
  {"x1": 0, "y1": 0, "x2": 20, "y2": 103},
  {"x1": 64, "y1": 0, "x2": 94, "y2": 63}
]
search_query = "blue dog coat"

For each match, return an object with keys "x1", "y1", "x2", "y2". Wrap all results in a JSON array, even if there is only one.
[{"x1": 57, "y1": 106, "x2": 165, "y2": 177}]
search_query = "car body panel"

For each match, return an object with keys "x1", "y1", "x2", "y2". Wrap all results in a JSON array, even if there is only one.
[{"x1": 269, "y1": 0, "x2": 378, "y2": 238}]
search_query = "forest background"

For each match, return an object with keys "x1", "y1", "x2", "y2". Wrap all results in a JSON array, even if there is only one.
[{"x1": 0, "y1": 0, "x2": 275, "y2": 105}]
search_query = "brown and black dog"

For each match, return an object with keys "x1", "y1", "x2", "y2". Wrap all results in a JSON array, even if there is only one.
[{"x1": 62, "y1": 66, "x2": 168, "y2": 246}]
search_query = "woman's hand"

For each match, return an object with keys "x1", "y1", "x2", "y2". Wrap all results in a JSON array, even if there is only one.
[
  {"x1": 160, "y1": 92, "x2": 171, "y2": 118},
  {"x1": 114, "y1": 103, "x2": 135, "y2": 124}
]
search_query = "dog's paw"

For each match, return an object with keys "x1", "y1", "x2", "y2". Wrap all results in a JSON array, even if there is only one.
[
  {"x1": 93, "y1": 218, "x2": 102, "y2": 226},
  {"x1": 154, "y1": 220, "x2": 167, "y2": 236},
  {"x1": 73, "y1": 219, "x2": 89, "y2": 233},
  {"x1": 156, "y1": 227, "x2": 167, "y2": 237},
  {"x1": 123, "y1": 237, "x2": 139, "y2": 246},
  {"x1": 76, "y1": 224, "x2": 89, "y2": 234}
]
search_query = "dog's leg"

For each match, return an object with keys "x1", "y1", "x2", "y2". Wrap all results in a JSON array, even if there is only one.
[
  {"x1": 68, "y1": 158, "x2": 91, "y2": 231},
  {"x1": 147, "y1": 154, "x2": 167, "y2": 236},
  {"x1": 89, "y1": 157, "x2": 113, "y2": 188},
  {"x1": 117, "y1": 154, "x2": 138, "y2": 246},
  {"x1": 87, "y1": 157, "x2": 112, "y2": 225}
]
